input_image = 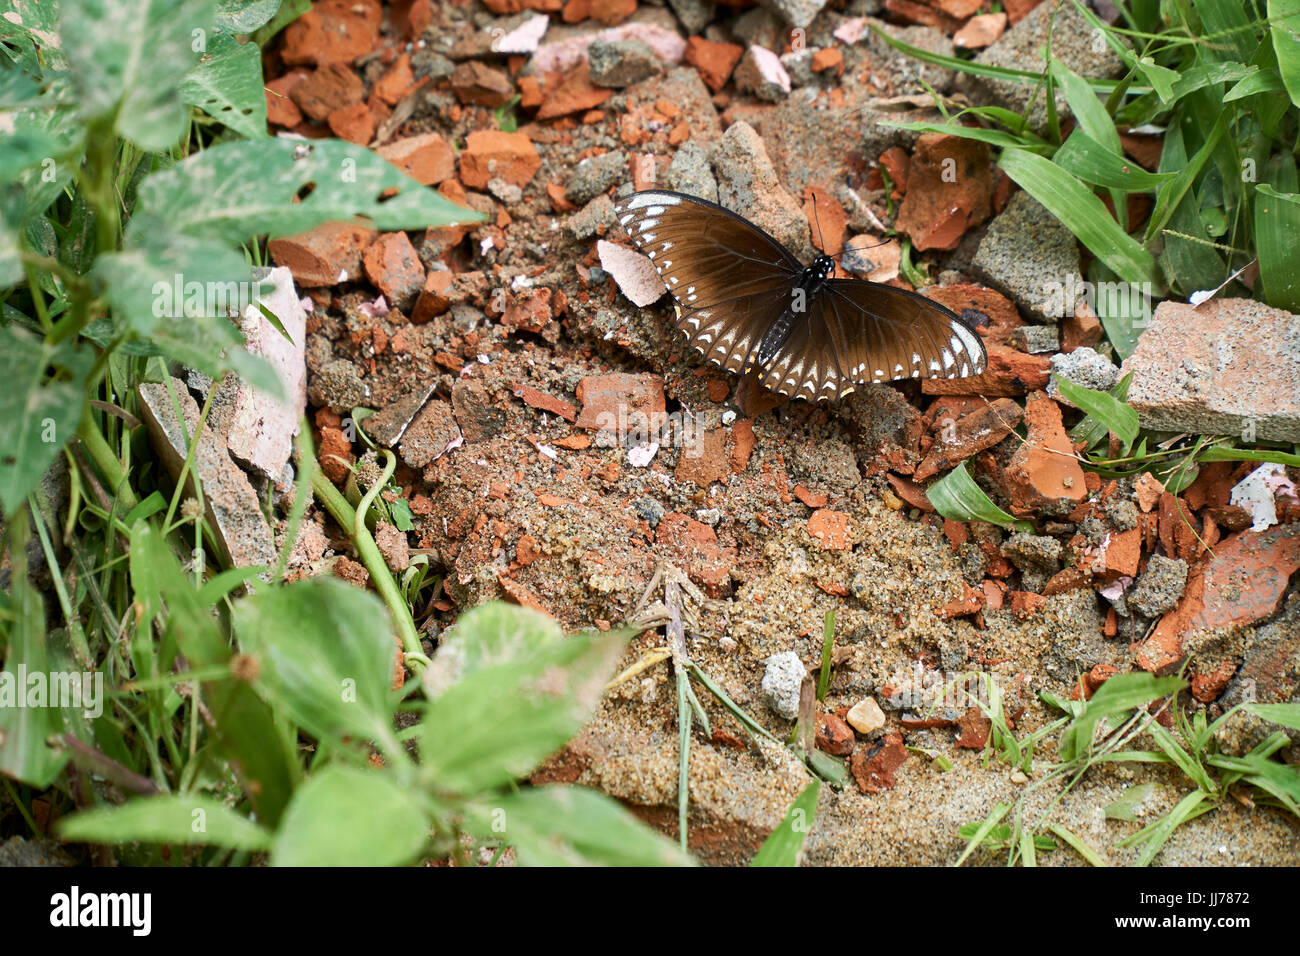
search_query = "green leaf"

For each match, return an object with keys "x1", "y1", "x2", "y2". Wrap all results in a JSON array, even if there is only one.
[
  {"x1": 1144, "y1": 113, "x2": 1227, "y2": 245},
  {"x1": 806, "y1": 747, "x2": 849, "y2": 786},
  {"x1": 92, "y1": 225, "x2": 285, "y2": 398},
  {"x1": 1194, "y1": 0, "x2": 1262, "y2": 63},
  {"x1": 1198, "y1": 446, "x2": 1300, "y2": 467},
  {"x1": 420, "y1": 617, "x2": 629, "y2": 795},
  {"x1": 250, "y1": 0, "x2": 306, "y2": 45},
  {"x1": 1254, "y1": 183, "x2": 1300, "y2": 312},
  {"x1": 132, "y1": 138, "x2": 485, "y2": 247},
  {"x1": 1148, "y1": 720, "x2": 1214, "y2": 793},
  {"x1": 999, "y1": 147, "x2": 1161, "y2": 289},
  {"x1": 927, "y1": 462, "x2": 1032, "y2": 532},
  {"x1": 0, "y1": 325, "x2": 91, "y2": 516},
  {"x1": 0, "y1": 0, "x2": 66, "y2": 72},
  {"x1": 1104, "y1": 782, "x2": 1155, "y2": 821},
  {"x1": 466, "y1": 786, "x2": 694, "y2": 866},
  {"x1": 205, "y1": 681, "x2": 297, "y2": 828},
  {"x1": 214, "y1": 0, "x2": 281, "y2": 33},
  {"x1": 234, "y1": 576, "x2": 401, "y2": 752},
  {"x1": 129, "y1": 522, "x2": 227, "y2": 668},
  {"x1": 1054, "y1": 377, "x2": 1139, "y2": 450},
  {"x1": 61, "y1": 0, "x2": 216, "y2": 151},
  {"x1": 132, "y1": 499, "x2": 296, "y2": 826},
  {"x1": 1058, "y1": 673, "x2": 1185, "y2": 762},
  {"x1": 420, "y1": 602, "x2": 564, "y2": 696},
  {"x1": 1223, "y1": 69, "x2": 1285, "y2": 100},
  {"x1": 272, "y1": 765, "x2": 428, "y2": 866},
  {"x1": 955, "y1": 802, "x2": 1012, "y2": 866},
  {"x1": 180, "y1": 32, "x2": 266, "y2": 139},
  {"x1": 751, "y1": 779, "x2": 820, "y2": 867},
  {"x1": 1070, "y1": 372, "x2": 1132, "y2": 448},
  {"x1": 57, "y1": 795, "x2": 272, "y2": 850},
  {"x1": 1168, "y1": 61, "x2": 1258, "y2": 100},
  {"x1": 1211, "y1": 753, "x2": 1300, "y2": 816}
]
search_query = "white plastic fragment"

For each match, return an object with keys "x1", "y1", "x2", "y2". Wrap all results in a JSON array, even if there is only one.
[
  {"x1": 598, "y1": 239, "x2": 665, "y2": 307},
  {"x1": 627, "y1": 442, "x2": 659, "y2": 468},
  {"x1": 494, "y1": 13, "x2": 549, "y2": 54},
  {"x1": 1230, "y1": 462, "x2": 1295, "y2": 532}
]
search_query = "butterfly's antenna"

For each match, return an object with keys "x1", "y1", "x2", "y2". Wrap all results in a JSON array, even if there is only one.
[{"x1": 811, "y1": 190, "x2": 823, "y2": 253}]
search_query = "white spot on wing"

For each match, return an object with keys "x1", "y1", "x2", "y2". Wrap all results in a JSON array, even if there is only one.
[{"x1": 623, "y1": 192, "x2": 681, "y2": 210}]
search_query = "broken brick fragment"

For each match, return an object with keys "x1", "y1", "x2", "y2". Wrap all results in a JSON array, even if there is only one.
[
  {"x1": 895, "y1": 133, "x2": 993, "y2": 251},
  {"x1": 1137, "y1": 524, "x2": 1300, "y2": 673},
  {"x1": 460, "y1": 130, "x2": 542, "y2": 189},
  {"x1": 280, "y1": 0, "x2": 382, "y2": 66},
  {"x1": 290, "y1": 63, "x2": 364, "y2": 121},
  {"x1": 1002, "y1": 391, "x2": 1087, "y2": 517},
  {"x1": 850, "y1": 732, "x2": 909, "y2": 794},
  {"x1": 681, "y1": 36, "x2": 743, "y2": 92},
  {"x1": 376, "y1": 133, "x2": 457, "y2": 186},
  {"x1": 656, "y1": 513, "x2": 736, "y2": 597},
  {"x1": 955, "y1": 706, "x2": 991, "y2": 748},
  {"x1": 575, "y1": 373, "x2": 666, "y2": 431},
  {"x1": 807, "y1": 509, "x2": 853, "y2": 550},
  {"x1": 517, "y1": 386, "x2": 577, "y2": 422},
  {"x1": 451, "y1": 60, "x2": 515, "y2": 107},
  {"x1": 362, "y1": 232, "x2": 426, "y2": 309},
  {"x1": 915, "y1": 398, "x2": 1023, "y2": 480},
  {"x1": 269, "y1": 222, "x2": 375, "y2": 287},
  {"x1": 816, "y1": 713, "x2": 856, "y2": 756}
]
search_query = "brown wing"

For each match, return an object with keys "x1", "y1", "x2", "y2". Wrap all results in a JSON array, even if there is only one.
[
  {"x1": 613, "y1": 190, "x2": 801, "y2": 373},
  {"x1": 759, "y1": 281, "x2": 988, "y2": 402}
]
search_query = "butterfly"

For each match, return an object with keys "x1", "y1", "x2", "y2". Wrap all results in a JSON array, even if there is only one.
[{"x1": 612, "y1": 189, "x2": 988, "y2": 402}]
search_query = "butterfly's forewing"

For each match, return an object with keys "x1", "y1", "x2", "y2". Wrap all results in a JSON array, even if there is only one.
[{"x1": 614, "y1": 190, "x2": 801, "y2": 373}]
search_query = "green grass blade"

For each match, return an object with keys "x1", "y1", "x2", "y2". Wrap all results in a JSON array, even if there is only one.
[
  {"x1": 1047, "y1": 822, "x2": 1108, "y2": 866},
  {"x1": 677, "y1": 666, "x2": 691, "y2": 853},
  {"x1": 999, "y1": 147, "x2": 1162, "y2": 288},
  {"x1": 1198, "y1": 446, "x2": 1300, "y2": 467},
  {"x1": 1105, "y1": 782, "x2": 1156, "y2": 821},
  {"x1": 1143, "y1": 113, "x2": 1227, "y2": 245},
  {"x1": 1245, "y1": 702, "x2": 1300, "y2": 730},
  {"x1": 1129, "y1": 791, "x2": 1210, "y2": 866},
  {"x1": 817, "y1": 611, "x2": 835, "y2": 703},
  {"x1": 1053, "y1": 130, "x2": 1175, "y2": 190},
  {"x1": 1055, "y1": 377, "x2": 1140, "y2": 450},
  {"x1": 1269, "y1": 0, "x2": 1300, "y2": 106},
  {"x1": 751, "y1": 779, "x2": 821, "y2": 867},
  {"x1": 881, "y1": 120, "x2": 1054, "y2": 154},
  {"x1": 1254, "y1": 183, "x2": 1300, "y2": 311}
]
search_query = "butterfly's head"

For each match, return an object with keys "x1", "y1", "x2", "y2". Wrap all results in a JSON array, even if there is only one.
[{"x1": 811, "y1": 254, "x2": 835, "y2": 282}]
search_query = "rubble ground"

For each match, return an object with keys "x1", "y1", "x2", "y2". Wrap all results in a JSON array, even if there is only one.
[{"x1": 260, "y1": 0, "x2": 1300, "y2": 864}]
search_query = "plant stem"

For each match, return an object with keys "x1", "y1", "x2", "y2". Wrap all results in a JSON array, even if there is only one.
[
  {"x1": 76, "y1": 414, "x2": 139, "y2": 513},
  {"x1": 311, "y1": 469, "x2": 423, "y2": 670}
]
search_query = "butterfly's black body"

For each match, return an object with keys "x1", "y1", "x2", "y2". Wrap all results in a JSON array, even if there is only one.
[
  {"x1": 757, "y1": 254, "x2": 838, "y2": 367},
  {"x1": 613, "y1": 190, "x2": 988, "y2": 402}
]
